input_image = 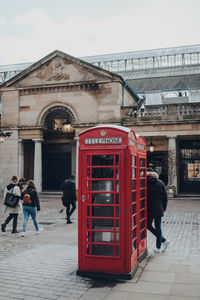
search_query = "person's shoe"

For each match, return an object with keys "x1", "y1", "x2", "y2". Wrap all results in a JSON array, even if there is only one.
[
  {"x1": 1, "y1": 223, "x2": 6, "y2": 232},
  {"x1": 154, "y1": 247, "x2": 161, "y2": 253},
  {"x1": 59, "y1": 208, "x2": 64, "y2": 213},
  {"x1": 67, "y1": 220, "x2": 73, "y2": 224},
  {"x1": 11, "y1": 230, "x2": 19, "y2": 234},
  {"x1": 162, "y1": 241, "x2": 169, "y2": 252},
  {"x1": 21, "y1": 232, "x2": 25, "y2": 237}
]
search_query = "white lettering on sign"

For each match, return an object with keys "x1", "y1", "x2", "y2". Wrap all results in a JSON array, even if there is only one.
[{"x1": 85, "y1": 137, "x2": 122, "y2": 144}]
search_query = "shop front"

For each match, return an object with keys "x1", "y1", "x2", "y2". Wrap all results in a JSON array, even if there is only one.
[{"x1": 179, "y1": 140, "x2": 200, "y2": 194}]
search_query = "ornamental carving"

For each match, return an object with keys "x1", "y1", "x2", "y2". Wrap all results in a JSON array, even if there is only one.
[{"x1": 36, "y1": 58, "x2": 70, "y2": 81}]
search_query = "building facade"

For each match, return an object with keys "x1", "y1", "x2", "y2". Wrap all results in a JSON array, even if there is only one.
[
  {"x1": 1, "y1": 45, "x2": 200, "y2": 195},
  {"x1": 0, "y1": 50, "x2": 138, "y2": 194}
]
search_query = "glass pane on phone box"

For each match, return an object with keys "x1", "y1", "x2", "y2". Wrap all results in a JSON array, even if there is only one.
[
  {"x1": 115, "y1": 181, "x2": 119, "y2": 192},
  {"x1": 92, "y1": 231, "x2": 114, "y2": 243},
  {"x1": 116, "y1": 245, "x2": 119, "y2": 256},
  {"x1": 87, "y1": 219, "x2": 90, "y2": 229},
  {"x1": 140, "y1": 170, "x2": 145, "y2": 177},
  {"x1": 116, "y1": 206, "x2": 119, "y2": 217},
  {"x1": 140, "y1": 179, "x2": 145, "y2": 187},
  {"x1": 87, "y1": 168, "x2": 90, "y2": 178},
  {"x1": 115, "y1": 155, "x2": 119, "y2": 165},
  {"x1": 141, "y1": 220, "x2": 145, "y2": 229},
  {"x1": 92, "y1": 181, "x2": 114, "y2": 191},
  {"x1": 140, "y1": 158, "x2": 145, "y2": 167},
  {"x1": 87, "y1": 206, "x2": 90, "y2": 216},
  {"x1": 92, "y1": 206, "x2": 114, "y2": 217},
  {"x1": 132, "y1": 191, "x2": 136, "y2": 202},
  {"x1": 92, "y1": 168, "x2": 114, "y2": 178},
  {"x1": 87, "y1": 180, "x2": 91, "y2": 191},
  {"x1": 132, "y1": 228, "x2": 136, "y2": 239},
  {"x1": 132, "y1": 240, "x2": 137, "y2": 251},
  {"x1": 92, "y1": 218, "x2": 114, "y2": 230},
  {"x1": 141, "y1": 209, "x2": 145, "y2": 219},
  {"x1": 140, "y1": 189, "x2": 145, "y2": 198},
  {"x1": 116, "y1": 168, "x2": 119, "y2": 178},
  {"x1": 92, "y1": 155, "x2": 114, "y2": 166},
  {"x1": 87, "y1": 231, "x2": 91, "y2": 242},
  {"x1": 92, "y1": 244, "x2": 114, "y2": 256},
  {"x1": 116, "y1": 193, "x2": 119, "y2": 204},
  {"x1": 92, "y1": 193, "x2": 114, "y2": 204},
  {"x1": 87, "y1": 155, "x2": 90, "y2": 166},
  {"x1": 116, "y1": 232, "x2": 119, "y2": 242},
  {"x1": 140, "y1": 199, "x2": 145, "y2": 209},
  {"x1": 132, "y1": 156, "x2": 136, "y2": 166},
  {"x1": 132, "y1": 180, "x2": 136, "y2": 190},
  {"x1": 132, "y1": 168, "x2": 136, "y2": 178},
  {"x1": 132, "y1": 203, "x2": 136, "y2": 215},
  {"x1": 116, "y1": 219, "x2": 119, "y2": 229}
]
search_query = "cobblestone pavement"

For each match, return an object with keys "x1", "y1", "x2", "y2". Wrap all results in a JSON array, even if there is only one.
[{"x1": 0, "y1": 196, "x2": 200, "y2": 299}]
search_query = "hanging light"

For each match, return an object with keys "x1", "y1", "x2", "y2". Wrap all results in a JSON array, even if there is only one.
[
  {"x1": 0, "y1": 135, "x2": 5, "y2": 143},
  {"x1": 61, "y1": 118, "x2": 74, "y2": 133},
  {"x1": 0, "y1": 130, "x2": 12, "y2": 143},
  {"x1": 148, "y1": 138, "x2": 155, "y2": 152}
]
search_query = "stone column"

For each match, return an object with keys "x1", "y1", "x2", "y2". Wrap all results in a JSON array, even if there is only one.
[
  {"x1": 18, "y1": 139, "x2": 24, "y2": 178},
  {"x1": 33, "y1": 139, "x2": 43, "y2": 192},
  {"x1": 168, "y1": 136, "x2": 177, "y2": 191}
]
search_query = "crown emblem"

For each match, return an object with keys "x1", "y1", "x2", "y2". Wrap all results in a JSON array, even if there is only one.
[{"x1": 100, "y1": 130, "x2": 106, "y2": 136}]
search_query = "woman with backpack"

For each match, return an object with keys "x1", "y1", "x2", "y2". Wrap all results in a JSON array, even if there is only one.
[
  {"x1": 1, "y1": 175, "x2": 21, "y2": 234},
  {"x1": 21, "y1": 180, "x2": 40, "y2": 237}
]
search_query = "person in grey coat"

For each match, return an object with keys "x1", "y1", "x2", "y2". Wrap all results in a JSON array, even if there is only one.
[
  {"x1": 147, "y1": 168, "x2": 169, "y2": 253},
  {"x1": 1, "y1": 176, "x2": 21, "y2": 234}
]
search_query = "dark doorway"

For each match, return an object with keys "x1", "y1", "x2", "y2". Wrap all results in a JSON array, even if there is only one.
[
  {"x1": 42, "y1": 144, "x2": 71, "y2": 190},
  {"x1": 147, "y1": 151, "x2": 168, "y2": 185},
  {"x1": 24, "y1": 140, "x2": 34, "y2": 181}
]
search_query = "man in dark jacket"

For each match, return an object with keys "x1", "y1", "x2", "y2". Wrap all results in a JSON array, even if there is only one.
[
  {"x1": 147, "y1": 168, "x2": 169, "y2": 253},
  {"x1": 61, "y1": 175, "x2": 76, "y2": 224}
]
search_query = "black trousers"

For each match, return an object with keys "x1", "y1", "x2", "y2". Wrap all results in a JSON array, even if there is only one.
[
  {"x1": 147, "y1": 215, "x2": 166, "y2": 249},
  {"x1": 5, "y1": 213, "x2": 18, "y2": 231},
  {"x1": 65, "y1": 201, "x2": 76, "y2": 221}
]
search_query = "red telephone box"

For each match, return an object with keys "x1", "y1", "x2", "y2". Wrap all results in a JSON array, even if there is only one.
[
  {"x1": 136, "y1": 135, "x2": 147, "y2": 261},
  {"x1": 77, "y1": 125, "x2": 147, "y2": 280}
]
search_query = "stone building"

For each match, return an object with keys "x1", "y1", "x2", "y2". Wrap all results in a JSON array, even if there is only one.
[
  {"x1": 1, "y1": 45, "x2": 200, "y2": 195},
  {"x1": 0, "y1": 50, "x2": 139, "y2": 194}
]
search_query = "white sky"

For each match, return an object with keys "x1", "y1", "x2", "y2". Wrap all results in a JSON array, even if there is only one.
[{"x1": 1, "y1": 0, "x2": 200, "y2": 65}]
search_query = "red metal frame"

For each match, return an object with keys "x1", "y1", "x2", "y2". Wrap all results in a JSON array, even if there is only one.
[
  {"x1": 136, "y1": 135, "x2": 147, "y2": 260},
  {"x1": 78, "y1": 126, "x2": 147, "y2": 278}
]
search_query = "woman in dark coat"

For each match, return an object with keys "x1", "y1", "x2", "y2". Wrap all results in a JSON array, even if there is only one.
[
  {"x1": 21, "y1": 180, "x2": 40, "y2": 236},
  {"x1": 60, "y1": 175, "x2": 76, "y2": 224},
  {"x1": 147, "y1": 168, "x2": 169, "y2": 252}
]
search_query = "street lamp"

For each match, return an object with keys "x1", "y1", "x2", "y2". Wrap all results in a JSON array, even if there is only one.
[
  {"x1": 61, "y1": 119, "x2": 74, "y2": 133},
  {"x1": 0, "y1": 130, "x2": 12, "y2": 143},
  {"x1": 148, "y1": 138, "x2": 155, "y2": 152}
]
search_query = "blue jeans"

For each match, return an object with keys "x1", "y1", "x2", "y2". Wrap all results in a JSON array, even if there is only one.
[
  {"x1": 22, "y1": 206, "x2": 39, "y2": 232},
  {"x1": 147, "y1": 215, "x2": 166, "y2": 249}
]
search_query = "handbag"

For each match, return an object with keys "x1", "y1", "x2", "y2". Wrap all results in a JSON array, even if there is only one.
[{"x1": 4, "y1": 188, "x2": 20, "y2": 208}]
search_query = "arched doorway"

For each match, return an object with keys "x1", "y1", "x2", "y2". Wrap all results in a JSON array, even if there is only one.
[{"x1": 41, "y1": 105, "x2": 76, "y2": 191}]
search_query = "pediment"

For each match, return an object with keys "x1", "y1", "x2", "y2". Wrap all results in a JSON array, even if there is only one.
[{"x1": 2, "y1": 50, "x2": 120, "y2": 88}]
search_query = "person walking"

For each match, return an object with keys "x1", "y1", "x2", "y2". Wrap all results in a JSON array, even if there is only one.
[
  {"x1": 1, "y1": 175, "x2": 21, "y2": 234},
  {"x1": 147, "y1": 168, "x2": 169, "y2": 253},
  {"x1": 21, "y1": 180, "x2": 40, "y2": 236},
  {"x1": 61, "y1": 175, "x2": 77, "y2": 224}
]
